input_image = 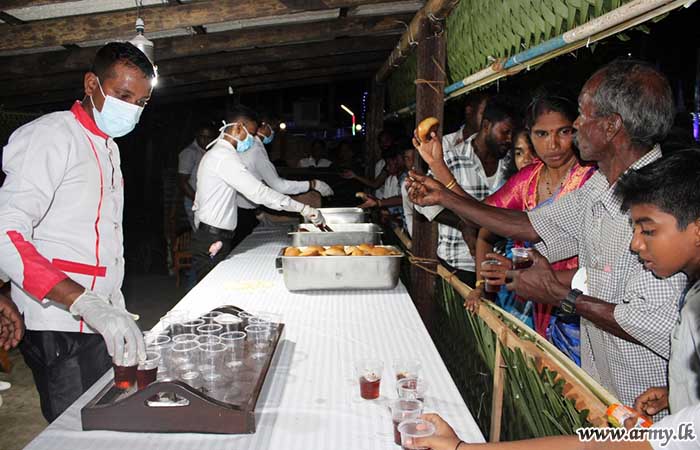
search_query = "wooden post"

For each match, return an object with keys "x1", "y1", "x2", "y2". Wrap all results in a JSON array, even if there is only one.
[
  {"x1": 489, "y1": 328, "x2": 506, "y2": 442},
  {"x1": 410, "y1": 20, "x2": 445, "y2": 323},
  {"x1": 366, "y1": 80, "x2": 385, "y2": 177}
]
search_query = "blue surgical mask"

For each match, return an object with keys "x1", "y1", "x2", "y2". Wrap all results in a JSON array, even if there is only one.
[
  {"x1": 261, "y1": 131, "x2": 274, "y2": 145},
  {"x1": 209, "y1": 121, "x2": 254, "y2": 153},
  {"x1": 90, "y1": 78, "x2": 143, "y2": 138}
]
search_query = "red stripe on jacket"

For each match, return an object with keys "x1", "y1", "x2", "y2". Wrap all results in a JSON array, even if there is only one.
[{"x1": 7, "y1": 231, "x2": 68, "y2": 301}]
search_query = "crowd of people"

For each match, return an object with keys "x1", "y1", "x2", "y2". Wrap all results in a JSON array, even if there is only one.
[{"x1": 0, "y1": 38, "x2": 699, "y2": 450}]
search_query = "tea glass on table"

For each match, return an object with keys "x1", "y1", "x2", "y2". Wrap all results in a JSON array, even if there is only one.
[
  {"x1": 245, "y1": 325, "x2": 272, "y2": 360},
  {"x1": 113, "y1": 353, "x2": 137, "y2": 391},
  {"x1": 172, "y1": 333, "x2": 197, "y2": 344},
  {"x1": 194, "y1": 334, "x2": 221, "y2": 346},
  {"x1": 220, "y1": 331, "x2": 246, "y2": 369},
  {"x1": 181, "y1": 318, "x2": 206, "y2": 335},
  {"x1": 201, "y1": 310, "x2": 222, "y2": 324},
  {"x1": 390, "y1": 399, "x2": 423, "y2": 445},
  {"x1": 397, "y1": 377, "x2": 429, "y2": 402},
  {"x1": 146, "y1": 334, "x2": 172, "y2": 380},
  {"x1": 392, "y1": 359, "x2": 421, "y2": 382},
  {"x1": 398, "y1": 418, "x2": 436, "y2": 450},
  {"x1": 137, "y1": 351, "x2": 161, "y2": 390},
  {"x1": 354, "y1": 359, "x2": 383, "y2": 400},
  {"x1": 168, "y1": 340, "x2": 200, "y2": 382},
  {"x1": 198, "y1": 342, "x2": 227, "y2": 389},
  {"x1": 214, "y1": 313, "x2": 243, "y2": 332},
  {"x1": 512, "y1": 247, "x2": 534, "y2": 270}
]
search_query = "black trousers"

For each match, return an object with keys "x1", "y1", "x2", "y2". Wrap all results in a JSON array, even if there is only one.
[
  {"x1": 438, "y1": 258, "x2": 477, "y2": 288},
  {"x1": 230, "y1": 208, "x2": 259, "y2": 250},
  {"x1": 191, "y1": 225, "x2": 234, "y2": 282},
  {"x1": 20, "y1": 329, "x2": 111, "y2": 423}
]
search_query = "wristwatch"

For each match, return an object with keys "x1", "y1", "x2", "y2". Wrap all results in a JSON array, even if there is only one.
[{"x1": 560, "y1": 288, "x2": 582, "y2": 314}]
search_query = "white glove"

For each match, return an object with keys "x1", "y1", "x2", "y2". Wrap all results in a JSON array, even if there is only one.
[
  {"x1": 300, "y1": 205, "x2": 325, "y2": 226},
  {"x1": 70, "y1": 290, "x2": 145, "y2": 366},
  {"x1": 312, "y1": 179, "x2": 334, "y2": 197}
]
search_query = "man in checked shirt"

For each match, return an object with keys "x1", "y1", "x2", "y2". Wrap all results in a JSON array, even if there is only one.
[{"x1": 407, "y1": 60, "x2": 684, "y2": 414}]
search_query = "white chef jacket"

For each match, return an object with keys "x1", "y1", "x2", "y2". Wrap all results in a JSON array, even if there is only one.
[
  {"x1": 236, "y1": 138, "x2": 310, "y2": 210},
  {"x1": 669, "y1": 279, "x2": 700, "y2": 413},
  {"x1": 0, "y1": 101, "x2": 125, "y2": 333},
  {"x1": 178, "y1": 139, "x2": 206, "y2": 191},
  {"x1": 193, "y1": 139, "x2": 306, "y2": 231}
]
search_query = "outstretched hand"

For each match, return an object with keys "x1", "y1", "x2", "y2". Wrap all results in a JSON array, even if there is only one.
[
  {"x1": 413, "y1": 130, "x2": 443, "y2": 168},
  {"x1": 405, "y1": 170, "x2": 447, "y2": 207},
  {"x1": 504, "y1": 249, "x2": 564, "y2": 305}
]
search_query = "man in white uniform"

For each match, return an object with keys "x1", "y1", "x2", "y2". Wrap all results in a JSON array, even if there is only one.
[
  {"x1": 178, "y1": 122, "x2": 216, "y2": 230},
  {"x1": 192, "y1": 106, "x2": 326, "y2": 280},
  {"x1": 234, "y1": 116, "x2": 333, "y2": 248},
  {"x1": 0, "y1": 42, "x2": 151, "y2": 421}
]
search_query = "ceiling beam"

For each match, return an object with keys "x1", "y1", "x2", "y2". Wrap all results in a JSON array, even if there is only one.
[
  {"x1": 1, "y1": 0, "x2": 77, "y2": 9},
  {"x1": 3, "y1": 51, "x2": 387, "y2": 96},
  {"x1": 0, "y1": 14, "x2": 410, "y2": 79},
  {"x1": 0, "y1": 0, "x2": 399, "y2": 51},
  {"x1": 1, "y1": 61, "x2": 380, "y2": 109}
]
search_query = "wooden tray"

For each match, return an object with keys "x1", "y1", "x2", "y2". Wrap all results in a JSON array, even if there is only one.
[{"x1": 81, "y1": 306, "x2": 284, "y2": 434}]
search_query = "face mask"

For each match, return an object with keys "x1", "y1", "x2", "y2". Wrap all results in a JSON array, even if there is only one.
[
  {"x1": 258, "y1": 124, "x2": 275, "y2": 145},
  {"x1": 209, "y1": 121, "x2": 255, "y2": 153},
  {"x1": 90, "y1": 78, "x2": 144, "y2": 138}
]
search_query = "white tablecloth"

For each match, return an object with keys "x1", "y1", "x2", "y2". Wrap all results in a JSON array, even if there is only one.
[{"x1": 23, "y1": 225, "x2": 484, "y2": 450}]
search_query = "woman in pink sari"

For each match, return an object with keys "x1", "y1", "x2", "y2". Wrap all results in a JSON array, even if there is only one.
[{"x1": 468, "y1": 94, "x2": 596, "y2": 364}]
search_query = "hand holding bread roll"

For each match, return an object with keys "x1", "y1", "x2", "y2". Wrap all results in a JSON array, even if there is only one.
[
  {"x1": 416, "y1": 117, "x2": 440, "y2": 143},
  {"x1": 413, "y1": 117, "x2": 444, "y2": 168}
]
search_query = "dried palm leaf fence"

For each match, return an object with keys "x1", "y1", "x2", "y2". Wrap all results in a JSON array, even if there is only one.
[{"x1": 391, "y1": 227, "x2": 618, "y2": 442}]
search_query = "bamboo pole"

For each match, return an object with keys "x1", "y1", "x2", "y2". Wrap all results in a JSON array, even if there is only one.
[
  {"x1": 374, "y1": 0, "x2": 461, "y2": 83},
  {"x1": 489, "y1": 327, "x2": 507, "y2": 442}
]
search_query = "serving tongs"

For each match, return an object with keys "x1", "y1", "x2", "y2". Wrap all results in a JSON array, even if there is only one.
[{"x1": 315, "y1": 223, "x2": 334, "y2": 232}]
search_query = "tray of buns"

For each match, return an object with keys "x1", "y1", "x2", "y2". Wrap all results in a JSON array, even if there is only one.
[
  {"x1": 290, "y1": 223, "x2": 383, "y2": 247},
  {"x1": 276, "y1": 244, "x2": 403, "y2": 291}
]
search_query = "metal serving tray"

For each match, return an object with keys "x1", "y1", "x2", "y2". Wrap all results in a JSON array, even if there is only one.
[
  {"x1": 306, "y1": 207, "x2": 366, "y2": 224},
  {"x1": 276, "y1": 245, "x2": 403, "y2": 291},
  {"x1": 290, "y1": 223, "x2": 383, "y2": 247}
]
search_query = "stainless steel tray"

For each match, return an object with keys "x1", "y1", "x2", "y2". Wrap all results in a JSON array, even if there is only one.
[
  {"x1": 305, "y1": 207, "x2": 366, "y2": 224},
  {"x1": 290, "y1": 223, "x2": 383, "y2": 246},
  {"x1": 276, "y1": 245, "x2": 403, "y2": 291}
]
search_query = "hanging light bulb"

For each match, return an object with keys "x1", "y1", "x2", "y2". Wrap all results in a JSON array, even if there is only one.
[{"x1": 130, "y1": 16, "x2": 155, "y2": 64}]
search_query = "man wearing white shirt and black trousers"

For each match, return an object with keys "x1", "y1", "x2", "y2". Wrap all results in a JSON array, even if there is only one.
[
  {"x1": 192, "y1": 106, "x2": 326, "y2": 281},
  {"x1": 233, "y1": 116, "x2": 334, "y2": 248}
]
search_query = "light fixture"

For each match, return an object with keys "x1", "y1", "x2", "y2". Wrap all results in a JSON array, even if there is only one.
[
  {"x1": 130, "y1": 17, "x2": 155, "y2": 64},
  {"x1": 355, "y1": 124, "x2": 363, "y2": 132},
  {"x1": 340, "y1": 104, "x2": 356, "y2": 136},
  {"x1": 279, "y1": 122, "x2": 287, "y2": 130}
]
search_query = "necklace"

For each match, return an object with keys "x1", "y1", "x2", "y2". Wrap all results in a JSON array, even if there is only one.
[{"x1": 543, "y1": 168, "x2": 565, "y2": 197}]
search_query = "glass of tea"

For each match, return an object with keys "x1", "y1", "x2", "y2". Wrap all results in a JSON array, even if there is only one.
[
  {"x1": 137, "y1": 351, "x2": 161, "y2": 390},
  {"x1": 512, "y1": 247, "x2": 534, "y2": 270},
  {"x1": 398, "y1": 418, "x2": 436, "y2": 450},
  {"x1": 397, "y1": 377, "x2": 429, "y2": 402},
  {"x1": 354, "y1": 359, "x2": 383, "y2": 400},
  {"x1": 113, "y1": 362, "x2": 137, "y2": 391},
  {"x1": 390, "y1": 399, "x2": 423, "y2": 445},
  {"x1": 481, "y1": 259, "x2": 504, "y2": 293},
  {"x1": 392, "y1": 359, "x2": 421, "y2": 382}
]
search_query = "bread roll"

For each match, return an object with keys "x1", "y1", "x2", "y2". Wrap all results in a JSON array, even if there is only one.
[
  {"x1": 305, "y1": 245, "x2": 325, "y2": 253},
  {"x1": 355, "y1": 192, "x2": 368, "y2": 200},
  {"x1": 284, "y1": 247, "x2": 301, "y2": 256},
  {"x1": 368, "y1": 246, "x2": 392, "y2": 256},
  {"x1": 321, "y1": 247, "x2": 346, "y2": 256},
  {"x1": 299, "y1": 249, "x2": 321, "y2": 257},
  {"x1": 417, "y1": 117, "x2": 440, "y2": 143},
  {"x1": 357, "y1": 243, "x2": 375, "y2": 253},
  {"x1": 350, "y1": 248, "x2": 366, "y2": 256}
]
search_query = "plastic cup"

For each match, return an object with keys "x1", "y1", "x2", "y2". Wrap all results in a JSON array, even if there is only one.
[
  {"x1": 198, "y1": 342, "x2": 227, "y2": 387},
  {"x1": 512, "y1": 247, "x2": 533, "y2": 270},
  {"x1": 245, "y1": 325, "x2": 272, "y2": 360},
  {"x1": 197, "y1": 323, "x2": 223, "y2": 336},
  {"x1": 393, "y1": 359, "x2": 421, "y2": 381},
  {"x1": 172, "y1": 333, "x2": 197, "y2": 344},
  {"x1": 113, "y1": 363, "x2": 137, "y2": 391},
  {"x1": 390, "y1": 399, "x2": 423, "y2": 445},
  {"x1": 237, "y1": 311, "x2": 256, "y2": 328},
  {"x1": 168, "y1": 340, "x2": 199, "y2": 375},
  {"x1": 182, "y1": 319, "x2": 206, "y2": 335},
  {"x1": 137, "y1": 351, "x2": 161, "y2": 390},
  {"x1": 481, "y1": 259, "x2": 504, "y2": 293},
  {"x1": 195, "y1": 335, "x2": 221, "y2": 346},
  {"x1": 179, "y1": 369, "x2": 202, "y2": 390},
  {"x1": 398, "y1": 418, "x2": 436, "y2": 450},
  {"x1": 354, "y1": 359, "x2": 383, "y2": 400},
  {"x1": 220, "y1": 331, "x2": 246, "y2": 369},
  {"x1": 163, "y1": 310, "x2": 188, "y2": 337},
  {"x1": 397, "y1": 377, "x2": 429, "y2": 402},
  {"x1": 201, "y1": 311, "x2": 223, "y2": 324},
  {"x1": 214, "y1": 313, "x2": 243, "y2": 332}
]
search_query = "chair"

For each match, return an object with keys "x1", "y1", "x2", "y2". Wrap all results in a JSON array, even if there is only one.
[{"x1": 173, "y1": 231, "x2": 192, "y2": 288}]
